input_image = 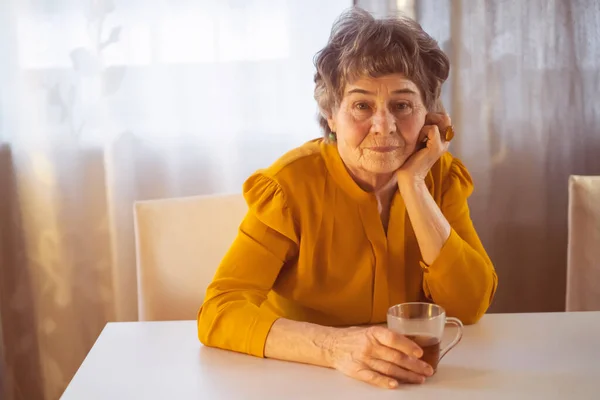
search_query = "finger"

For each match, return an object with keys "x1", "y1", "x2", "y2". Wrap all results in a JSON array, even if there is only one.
[
  {"x1": 354, "y1": 368, "x2": 399, "y2": 389},
  {"x1": 371, "y1": 344, "x2": 433, "y2": 377},
  {"x1": 426, "y1": 126, "x2": 441, "y2": 142},
  {"x1": 423, "y1": 126, "x2": 443, "y2": 149},
  {"x1": 425, "y1": 113, "x2": 452, "y2": 143},
  {"x1": 425, "y1": 112, "x2": 451, "y2": 130},
  {"x1": 419, "y1": 124, "x2": 438, "y2": 145},
  {"x1": 369, "y1": 327, "x2": 423, "y2": 358},
  {"x1": 427, "y1": 126, "x2": 449, "y2": 151},
  {"x1": 366, "y1": 358, "x2": 426, "y2": 384}
]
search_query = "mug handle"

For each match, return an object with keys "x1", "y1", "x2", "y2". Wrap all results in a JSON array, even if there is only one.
[{"x1": 439, "y1": 317, "x2": 463, "y2": 361}]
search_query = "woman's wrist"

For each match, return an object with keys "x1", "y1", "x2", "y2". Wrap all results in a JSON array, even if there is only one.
[
  {"x1": 320, "y1": 327, "x2": 339, "y2": 368},
  {"x1": 265, "y1": 318, "x2": 340, "y2": 368},
  {"x1": 396, "y1": 173, "x2": 427, "y2": 195}
]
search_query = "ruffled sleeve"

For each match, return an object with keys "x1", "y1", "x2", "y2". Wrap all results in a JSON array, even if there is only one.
[
  {"x1": 243, "y1": 173, "x2": 299, "y2": 246},
  {"x1": 197, "y1": 172, "x2": 299, "y2": 357},
  {"x1": 421, "y1": 159, "x2": 498, "y2": 324}
]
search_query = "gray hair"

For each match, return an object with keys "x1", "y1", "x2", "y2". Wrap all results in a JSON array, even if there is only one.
[{"x1": 313, "y1": 7, "x2": 450, "y2": 135}]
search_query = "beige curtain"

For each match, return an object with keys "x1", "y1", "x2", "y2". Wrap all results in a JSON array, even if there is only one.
[
  {"x1": 0, "y1": 278, "x2": 8, "y2": 400},
  {"x1": 418, "y1": 0, "x2": 600, "y2": 312}
]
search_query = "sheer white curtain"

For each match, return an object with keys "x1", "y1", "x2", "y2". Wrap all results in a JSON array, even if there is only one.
[{"x1": 0, "y1": 1, "x2": 350, "y2": 399}]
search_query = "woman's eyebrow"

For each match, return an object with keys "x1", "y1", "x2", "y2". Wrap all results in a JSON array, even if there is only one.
[
  {"x1": 346, "y1": 88, "x2": 418, "y2": 95},
  {"x1": 391, "y1": 88, "x2": 418, "y2": 95}
]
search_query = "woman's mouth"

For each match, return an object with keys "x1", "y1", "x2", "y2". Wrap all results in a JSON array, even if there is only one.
[{"x1": 365, "y1": 146, "x2": 399, "y2": 153}]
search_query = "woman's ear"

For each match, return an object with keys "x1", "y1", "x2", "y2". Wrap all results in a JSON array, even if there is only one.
[
  {"x1": 327, "y1": 113, "x2": 337, "y2": 133},
  {"x1": 327, "y1": 120, "x2": 336, "y2": 133}
]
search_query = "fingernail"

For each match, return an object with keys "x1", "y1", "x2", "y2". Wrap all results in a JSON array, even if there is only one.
[
  {"x1": 389, "y1": 379, "x2": 398, "y2": 388},
  {"x1": 413, "y1": 349, "x2": 423, "y2": 358},
  {"x1": 425, "y1": 366, "x2": 434, "y2": 376}
]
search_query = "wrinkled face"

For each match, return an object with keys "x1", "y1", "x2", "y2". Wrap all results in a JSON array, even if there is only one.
[{"x1": 328, "y1": 74, "x2": 427, "y2": 175}]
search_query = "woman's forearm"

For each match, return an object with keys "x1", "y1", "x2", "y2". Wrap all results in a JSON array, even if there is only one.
[
  {"x1": 399, "y1": 178, "x2": 451, "y2": 265},
  {"x1": 264, "y1": 318, "x2": 337, "y2": 367}
]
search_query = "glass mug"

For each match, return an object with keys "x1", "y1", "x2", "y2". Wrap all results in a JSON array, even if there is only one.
[{"x1": 387, "y1": 302, "x2": 463, "y2": 372}]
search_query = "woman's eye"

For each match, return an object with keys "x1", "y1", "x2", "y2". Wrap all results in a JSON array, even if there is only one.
[
  {"x1": 355, "y1": 102, "x2": 370, "y2": 111},
  {"x1": 394, "y1": 102, "x2": 411, "y2": 111}
]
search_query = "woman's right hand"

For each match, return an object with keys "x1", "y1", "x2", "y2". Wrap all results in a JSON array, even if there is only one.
[{"x1": 324, "y1": 325, "x2": 434, "y2": 389}]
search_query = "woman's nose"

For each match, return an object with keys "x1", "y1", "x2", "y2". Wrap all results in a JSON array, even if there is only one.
[{"x1": 371, "y1": 109, "x2": 396, "y2": 135}]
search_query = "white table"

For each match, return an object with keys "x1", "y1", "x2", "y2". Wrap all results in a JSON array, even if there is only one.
[{"x1": 61, "y1": 312, "x2": 600, "y2": 400}]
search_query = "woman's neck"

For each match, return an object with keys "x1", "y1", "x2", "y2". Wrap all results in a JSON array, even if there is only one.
[
  {"x1": 346, "y1": 166, "x2": 397, "y2": 232},
  {"x1": 346, "y1": 166, "x2": 397, "y2": 195}
]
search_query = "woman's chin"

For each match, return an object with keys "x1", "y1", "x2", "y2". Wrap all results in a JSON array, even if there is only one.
[
  {"x1": 359, "y1": 149, "x2": 406, "y2": 172},
  {"x1": 363, "y1": 159, "x2": 405, "y2": 174}
]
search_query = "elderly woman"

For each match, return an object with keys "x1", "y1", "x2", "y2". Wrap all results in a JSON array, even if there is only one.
[{"x1": 198, "y1": 8, "x2": 497, "y2": 389}]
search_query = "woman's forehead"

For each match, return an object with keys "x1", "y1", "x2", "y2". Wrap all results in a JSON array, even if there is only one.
[{"x1": 344, "y1": 74, "x2": 420, "y2": 96}]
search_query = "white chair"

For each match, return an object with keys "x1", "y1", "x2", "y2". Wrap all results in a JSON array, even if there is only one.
[
  {"x1": 134, "y1": 193, "x2": 248, "y2": 321},
  {"x1": 566, "y1": 175, "x2": 600, "y2": 311}
]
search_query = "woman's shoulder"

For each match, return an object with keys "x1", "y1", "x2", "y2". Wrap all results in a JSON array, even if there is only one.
[
  {"x1": 434, "y1": 151, "x2": 472, "y2": 178},
  {"x1": 430, "y1": 152, "x2": 474, "y2": 198},
  {"x1": 264, "y1": 138, "x2": 326, "y2": 177},
  {"x1": 242, "y1": 138, "x2": 327, "y2": 204},
  {"x1": 250, "y1": 138, "x2": 327, "y2": 186}
]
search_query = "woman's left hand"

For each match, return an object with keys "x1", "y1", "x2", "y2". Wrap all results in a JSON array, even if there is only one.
[{"x1": 396, "y1": 113, "x2": 452, "y2": 186}]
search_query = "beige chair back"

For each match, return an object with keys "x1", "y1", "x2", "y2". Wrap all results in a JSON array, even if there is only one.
[
  {"x1": 134, "y1": 193, "x2": 247, "y2": 321},
  {"x1": 566, "y1": 175, "x2": 600, "y2": 311}
]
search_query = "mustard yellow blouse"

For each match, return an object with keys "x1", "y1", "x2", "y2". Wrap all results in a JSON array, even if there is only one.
[{"x1": 197, "y1": 139, "x2": 498, "y2": 357}]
